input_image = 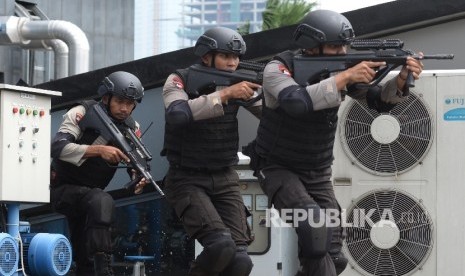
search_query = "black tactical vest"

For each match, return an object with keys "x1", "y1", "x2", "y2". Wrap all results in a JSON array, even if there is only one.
[
  {"x1": 162, "y1": 68, "x2": 240, "y2": 169},
  {"x1": 255, "y1": 51, "x2": 339, "y2": 170},
  {"x1": 53, "y1": 100, "x2": 136, "y2": 189}
]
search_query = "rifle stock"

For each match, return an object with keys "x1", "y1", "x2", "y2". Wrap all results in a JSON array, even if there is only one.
[
  {"x1": 79, "y1": 103, "x2": 164, "y2": 196},
  {"x1": 293, "y1": 39, "x2": 454, "y2": 88}
]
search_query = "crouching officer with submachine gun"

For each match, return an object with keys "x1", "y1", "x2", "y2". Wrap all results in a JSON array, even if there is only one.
[
  {"x1": 161, "y1": 27, "x2": 261, "y2": 276},
  {"x1": 50, "y1": 71, "x2": 151, "y2": 276}
]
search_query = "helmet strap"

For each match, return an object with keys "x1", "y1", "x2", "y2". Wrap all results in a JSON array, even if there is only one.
[
  {"x1": 210, "y1": 52, "x2": 217, "y2": 69},
  {"x1": 103, "y1": 94, "x2": 113, "y2": 116}
]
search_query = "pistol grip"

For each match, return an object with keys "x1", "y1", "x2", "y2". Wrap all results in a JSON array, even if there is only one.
[
  {"x1": 406, "y1": 71, "x2": 415, "y2": 88},
  {"x1": 123, "y1": 176, "x2": 141, "y2": 190}
]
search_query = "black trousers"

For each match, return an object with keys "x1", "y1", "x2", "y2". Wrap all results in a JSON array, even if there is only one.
[
  {"x1": 164, "y1": 166, "x2": 251, "y2": 245},
  {"x1": 164, "y1": 166, "x2": 252, "y2": 275},
  {"x1": 50, "y1": 184, "x2": 114, "y2": 273},
  {"x1": 258, "y1": 165, "x2": 342, "y2": 276}
]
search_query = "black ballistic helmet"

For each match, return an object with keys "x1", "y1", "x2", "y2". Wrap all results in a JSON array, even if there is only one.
[
  {"x1": 294, "y1": 10, "x2": 355, "y2": 49},
  {"x1": 98, "y1": 71, "x2": 144, "y2": 103},
  {"x1": 194, "y1": 27, "x2": 246, "y2": 57}
]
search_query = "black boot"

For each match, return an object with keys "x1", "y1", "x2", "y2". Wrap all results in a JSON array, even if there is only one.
[
  {"x1": 219, "y1": 246, "x2": 253, "y2": 276},
  {"x1": 93, "y1": 252, "x2": 114, "y2": 276},
  {"x1": 188, "y1": 260, "x2": 218, "y2": 276},
  {"x1": 331, "y1": 252, "x2": 348, "y2": 275},
  {"x1": 295, "y1": 257, "x2": 337, "y2": 276}
]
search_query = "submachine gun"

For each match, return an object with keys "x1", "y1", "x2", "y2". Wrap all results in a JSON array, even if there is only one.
[
  {"x1": 79, "y1": 103, "x2": 164, "y2": 196},
  {"x1": 184, "y1": 61, "x2": 265, "y2": 107},
  {"x1": 293, "y1": 39, "x2": 454, "y2": 88}
]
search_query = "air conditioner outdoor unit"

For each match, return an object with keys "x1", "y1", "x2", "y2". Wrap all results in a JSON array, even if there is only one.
[{"x1": 333, "y1": 70, "x2": 465, "y2": 276}]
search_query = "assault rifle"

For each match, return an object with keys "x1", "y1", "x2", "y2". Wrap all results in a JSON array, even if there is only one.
[
  {"x1": 294, "y1": 39, "x2": 454, "y2": 88},
  {"x1": 185, "y1": 61, "x2": 265, "y2": 107},
  {"x1": 79, "y1": 103, "x2": 164, "y2": 196}
]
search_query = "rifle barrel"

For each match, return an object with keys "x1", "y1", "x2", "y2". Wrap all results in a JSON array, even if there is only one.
[{"x1": 421, "y1": 54, "x2": 454, "y2": 59}]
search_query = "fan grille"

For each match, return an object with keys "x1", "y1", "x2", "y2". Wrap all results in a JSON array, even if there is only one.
[
  {"x1": 53, "y1": 239, "x2": 72, "y2": 273},
  {"x1": 340, "y1": 91, "x2": 433, "y2": 175},
  {"x1": 0, "y1": 234, "x2": 18, "y2": 276},
  {"x1": 344, "y1": 189, "x2": 433, "y2": 276}
]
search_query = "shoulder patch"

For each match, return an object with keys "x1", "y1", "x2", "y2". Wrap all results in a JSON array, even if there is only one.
[
  {"x1": 172, "y1": 76, "x2": 184, "y2": 90},
  {"x1": 75, "y1": 112, "x2": 83, "y2": 123},
  {"x1": 135, "y1": 128, "x2": 142, "y2": 138},
  {"x1": 278, "y1": 64, "x2": 292, "y2": 76}
]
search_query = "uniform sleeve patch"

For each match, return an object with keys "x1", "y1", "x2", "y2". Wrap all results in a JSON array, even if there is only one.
[
  {"x1": 173, "y1": 76, "x2": 184, "y2": 90},
  {"x1": 135, "y1": 128, "x2": 142, "y2": 138},
  {"x1": 75, "y1": 113, "x2": 83, "y2": 123}
]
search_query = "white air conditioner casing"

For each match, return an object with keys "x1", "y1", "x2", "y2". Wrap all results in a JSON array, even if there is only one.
[{"x1": 333, "y1": 70, "x2": 465, "y2": 276}]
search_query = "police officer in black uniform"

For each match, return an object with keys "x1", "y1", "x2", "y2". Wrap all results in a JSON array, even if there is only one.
[
  {"x1": 50, "y1": 71, "x2": 148, "y2": 275},
  {"x1": 246, "y1": 10, "x2": 424, "y2": 276},
  {"x1": 161, "y1": 27, "x2": 261, "y2": 276}
]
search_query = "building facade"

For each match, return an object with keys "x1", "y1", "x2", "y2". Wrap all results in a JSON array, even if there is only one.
[{"x1": 177, "y1": 0, "x2": 267, "y2": 47}]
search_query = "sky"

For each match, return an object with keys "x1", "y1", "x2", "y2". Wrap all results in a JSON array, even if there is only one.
[{"x1": 316, "y1": 0, "x2": 396, "y2": 13}]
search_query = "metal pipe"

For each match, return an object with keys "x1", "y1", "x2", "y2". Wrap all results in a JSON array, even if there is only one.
[
  {"x1": 45, "y1": 39, "x2": 69, "y2": 79},
  {"x1": 6, "y1": 203, "x2": 19, "y2": 238},
  {"x1": 18, "y1": 38, "x2": 69, "y2": 79},
  {"x1": 19, "y1": 19, "x2": 89, "y2": 75},
  {"x1": 0, "y1": 16, "x2": 88, "y2": 77}
]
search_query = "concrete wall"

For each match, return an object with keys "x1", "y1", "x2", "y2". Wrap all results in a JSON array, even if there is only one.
[{"x1": 379, "y1": 19, "x2": 465, "y2": 70}]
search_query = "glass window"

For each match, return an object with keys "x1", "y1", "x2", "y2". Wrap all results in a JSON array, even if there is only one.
[{"x1": 241, "y1": 12, "x2": 254, "y2": 21}]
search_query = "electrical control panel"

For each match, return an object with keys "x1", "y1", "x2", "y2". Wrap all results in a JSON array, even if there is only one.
[
  {"x1": 0, "y1": 84, "x2": 61, "y2": 203},
  {"x1": 236, "y1": 170, "x2": 270, "y2": 254}
]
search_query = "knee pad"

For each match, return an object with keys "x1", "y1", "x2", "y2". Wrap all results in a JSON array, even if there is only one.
[
  {"x1": 221, "y1": 246, "x2": 253, "y2": 276},
  {"x1": 296, "y1": 204, "x2": 332, "y2": 258},
  {"x1": 83, "y1": 189, "x2": 115, "y2": 226},
  {"x1": 196, "y1": 231, "x2": 236, "y2": 273},
  {"x1": 329, "y1": 221, "x2": 347, "y2": 274},
  {"x1": 331, "y1": 252, "x2": 348, "y2": 275}
]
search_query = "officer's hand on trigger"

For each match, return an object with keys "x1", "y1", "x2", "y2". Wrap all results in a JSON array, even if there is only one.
[
  {"x1": 332, "y1": 61, "x2": 384, "y2": 91},
  {"x1": 99, "y1": 145, "x2": 130, "y2": 165},
  {"x1": 221, "y1": 81, "x2": 261, "y2": 103}
]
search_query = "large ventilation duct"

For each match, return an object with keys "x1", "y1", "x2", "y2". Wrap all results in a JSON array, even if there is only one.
[
  {"x1": 13, "y1": 1, "x2": 69, "y2": 79},
  {"x1": 44, "y1": 39, "x2": 69, "y2": 79},
  {"x1": 0, "y1": 16, "x2": 89, "y2": 76},
  {"x1": 14, "y1": 37, "x2": 69, "y2": 79}
]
